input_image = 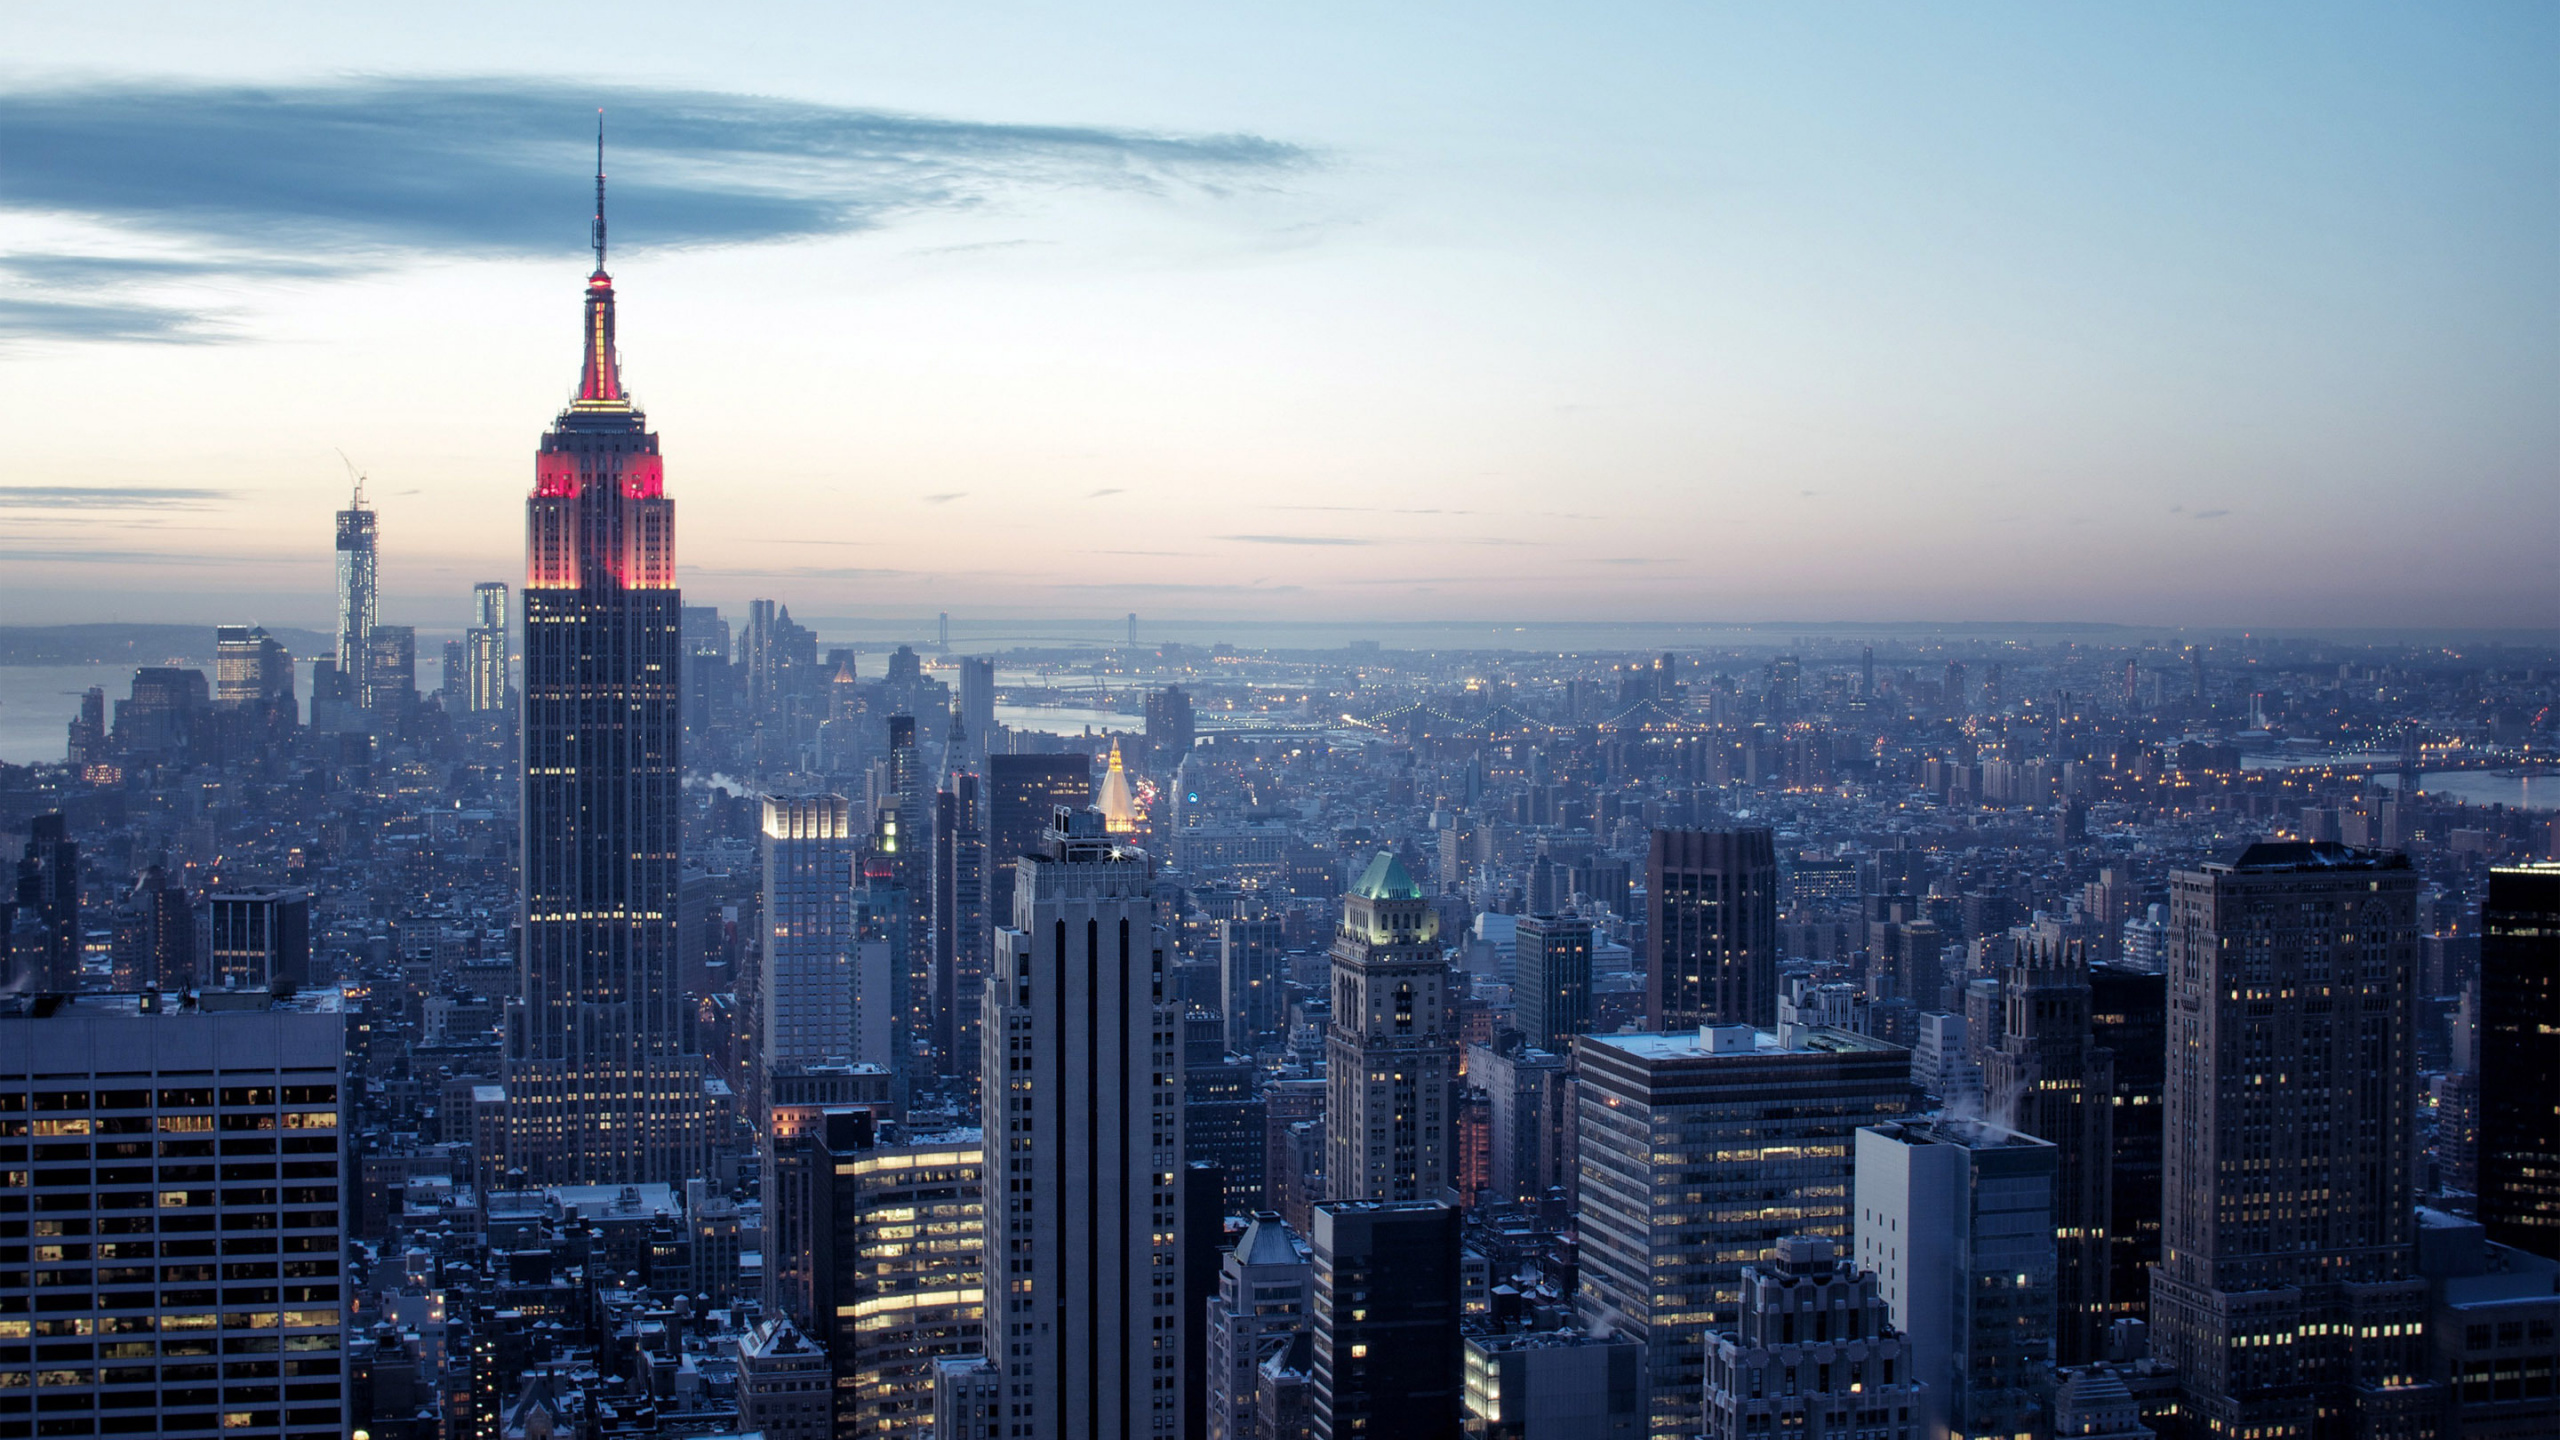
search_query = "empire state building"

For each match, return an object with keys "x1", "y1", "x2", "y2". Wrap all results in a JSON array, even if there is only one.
[{"x1": 504, "y1": 138, "x2": 705, "y2": 1184}]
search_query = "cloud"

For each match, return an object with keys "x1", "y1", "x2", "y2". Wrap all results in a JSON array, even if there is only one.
[
  {"x1": 0, "y1": 546, "x2": 287, "y2": 565},
  {"x1": 1218, "y1": 534, "x2": 1370, "y2": 546},
  {"x1": 0, "y1": 485, "x2": 231, "y2": 508},
  {"x1": 0, "y1": 77, "x2": 1311, "y2": 341},
  {"x1": 0, "y1": 297, "x2": 220, "y2": 344},
  {"x1": 921, "y1": 492, "x2": 967, "y2": 504},
  {"x1": 1270, "y1": 504, "x2": 1481, "y2": 516},
  {"x1": 1088, "y1": 487, "x2": 1127, "y2": 498},
  {"x1": 2193, "y1": 509, "x2": 2231, "y2": 520}
]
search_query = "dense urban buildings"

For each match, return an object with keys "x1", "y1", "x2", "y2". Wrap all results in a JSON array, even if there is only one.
[{"x1": 0, "y1": 134, "x2": 2551, "y2": 1440}]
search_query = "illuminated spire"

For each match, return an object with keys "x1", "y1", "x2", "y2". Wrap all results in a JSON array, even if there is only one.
[
  {"x1": 591, "y1": 110, "x2": 608, "y2": 275},
  {"x1": 575, "y1": 110, "x2": 625, "y2": 406},
  {"x1": 1098, "y1": 738, "x2": 1141, "y2": 834}
]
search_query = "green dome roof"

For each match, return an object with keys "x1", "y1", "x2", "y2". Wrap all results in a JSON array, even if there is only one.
[{"x1": 1350, "y1": 850, "x2": 1423, "y2": 901}]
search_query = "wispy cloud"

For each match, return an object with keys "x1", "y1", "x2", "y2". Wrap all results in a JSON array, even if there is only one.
[
  {"x1": 1088, "y1": 487, "x2": 1127, "y2": 498},
  {"x1": 0, "y1": 77, "x2": 1311, "y2": 342},
  {"x1": 921, "y1": 492, "x2": 967, "y2": 504},
  {"x1": 2193, "y1": 509, "x2": 2231, "y2": 520},
  {"x1": 0, "y1": 485, "x2": 231, "y2": 508},
  {"x1": 1218, "y1": 534, "x2": 1369, "y2": 546}
]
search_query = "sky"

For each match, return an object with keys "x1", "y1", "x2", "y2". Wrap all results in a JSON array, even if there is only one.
[{"x1": 0, "y1": 2, "x2": 2553, "y2": 634}]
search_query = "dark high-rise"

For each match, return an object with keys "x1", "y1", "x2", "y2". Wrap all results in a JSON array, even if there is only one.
[
  {"x1": 1644, "y1": 828, "x2": 1778, "y2": 1029},
  {"x1": 933, "y1": 771, "x2": 988, "y2": 1086},
  {"x1": 2089, "y1": 962, "x2": 2165, "y2": 1329},
  {"x1": 11, "y1": 814, "x2": 79, "y2": 991},
  {"x1": 1981, "y1": 937, "x2": 2112, "y2": 1364},
  {"x1": 1311, "y1": 1201, "x2": 1463, "y2": 1440},
  {"x1": 2151, "y1": 841, "x2": 2436, "y2": 1439},
  {"x1": 984, "y1": 752, "x2": 1092, "y2": 922},
  {"x1": 504, "y1": 142, "x2": 703, "y2": 1185},
  {"x1": 1514, "y1": 910, "x2": 1594, "y2": 1054},
  {"x1": 2478, "y1": 863, "x2": 2560, "y2": 1260},
  {"x1": 334, "y1": 478, "x2": 377, "y2": 703}
]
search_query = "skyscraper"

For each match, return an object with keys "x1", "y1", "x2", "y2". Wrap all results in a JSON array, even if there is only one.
[
  {"x1": 1324, "y1": 852, "x2": 1454, "y2": 1203},
  {"x1": 981, "y1": 805, "x2": 1184, "y2": 1438},
  {"x1": 1575, "y1": 1024, "x2": 1913, "y2": 1440},
  {"x1": 1514, "y1": 909, "x2": 1594, "y2": 1054},
  {"x1": 1702, "y1": 1235, "x2": 1921, "y2": 1440},
  {"x1": 1854, "y1": 1117, "x2": 2059, "y2": 1440},
  {"x1": 1980, "y1": 936, "x2": 2113, "y2": 1364},
  {"x1": 933, "y1": 771, "x2": 988, "y2": 1086},
  {"x1": 1205, "y1": 1211, "x2": 1313, "y2": 1440},
  {"x1": 958, "y1": 656, "x2": 995, "y2": 758},
  {"x1": 1145, "y1": 686, "x2": 1196, "y2": 773},
  {"x1": 2151, "y1": 841, "x2": 2437, "y2": 1439},
  {"x1": 811, "y1": 1113, "x2": 989, "y2": 1440},
  {"x1": 758, "y1": 794, "x2": 857, "y2": 1118},
  {"x1": 505, "y1": 142, "x2": 704, "y2": 1186},
  {"x1": 984, "y1": 753, "x2": 1092, "y2": 923},
  {"x1": 1645, "y1": 828, "x2": 1780, "y2": 1030},
  {"x1": 2088, "y1": 963, "x2": 2165, "y2": 1328},
  {"x1": 1310, "y1": 1201, "x2": 1465, "y2": 1440},
  {"x1": 2477, "y1": 863, "x2": 2560, "y2": 1261},
  {"x1": 0, "y1": 993, "x2": 350, "y2": 1440},
  {"x1": 215, "y1": 624, "x2": 295, "y2": 722},
  {"x1": 1218, "y1": 911, "x2": 1286, "y2": 1051},
  {"x1": 334, "y1": 476, "x2": 376, "y2": 703},
  {"x1": 466, "y1": 581, "x2": 510, "y2": 714}
]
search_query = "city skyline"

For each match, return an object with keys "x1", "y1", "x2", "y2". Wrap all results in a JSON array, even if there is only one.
[{"x1": 2, "y1": 3, "x2": 2554, "y2": 630}]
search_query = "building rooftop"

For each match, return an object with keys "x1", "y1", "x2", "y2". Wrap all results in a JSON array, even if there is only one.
[
  {"x1": 2205, "y1": 839, "x2": 2410, "y2": 874},
  {"x1": 1349, "y1": 850, "x2": 1423, "y2": 901},
  {"x1": 1865, "y1": 1115, "x2": 2053, "y2": 1152},
  {"x1": 1580, "y1": 1025, "x2": 1904, "y2": 1063}
]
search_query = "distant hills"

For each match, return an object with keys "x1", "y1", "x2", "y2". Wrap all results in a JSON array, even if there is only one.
[{"x1": 0, "y1": 624, "x2": 337, "y2": 667}]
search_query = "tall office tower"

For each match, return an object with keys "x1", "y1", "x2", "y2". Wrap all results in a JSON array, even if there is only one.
[
  {"x1": 215, "y1": 625, "x2": 296, "y2": 720},
  {"x1": 2089, "y1": 964, "x2": 2165, "y2": 1328},
  {"x1": 1645, "y1": 828, "x2": 1780, "y2": 1030},
  {"x1": 885, "y1": 715, "x2": 934, "y2": 1057},
  {"x1": 1204, "y1": 1211, "x2": 1313, "y2": 1440},
  {"x1": 933, "y1": 772, "x2": 988, "y2": 1086},
  {"x1": 1219, "y1": 912, "x2": 1286, "y2": 1050},
  {"x1": 362, "y1": 624, "x2": 415, "y2": 717},
  {"x1": 1701, "y1": 1235, "x2": 1921, "y2": 1440},
  {"x1": 465, "y1": 581, "x2": 510, "y2": 713},
  {"x1": 1324, "y1": 853, "x2": 1454, "y2": 1203},
  {"x1": 334, "y1": 475, "x2": 376, "y2": 703},
  {"x1": 1575, "y1": 1025, "x2": 1913, "y2": 1440},
  {"x1": 1981, "y1": 937, "x2": 2113, "y2": 1364},
  {"x1": 1468, "y1": 1037, "x2": 1571, "y2": 1205},
  {"x1": 1854, "y1": 1118, "x2": 2059, "y2": 1440},
  {"x1": 1310, "y1": 1200, "x2": 1464, "y2": 1440},
  {"x1": 761, "y1": 1074, "x2": 897, "y2": 1324},
  {"x1": 1145, "y1": 686, "x2": 1195, "y2": 773},
  {"x1": 505, "y1": 148, "x2": 704, "y2": 1187},
  {"x1": 0, "y1": 993, "x2": 349, "y2": 1440},
  {"x1": 981, "y1": 806, "x2": 1184, "y2": 1438},
  {"x1": 13, "y1": 814, "x2": 79, "y2": 991},
  {"x1": 758, "y1": 794, "x2": 857, "y2": 1121},
  {"x1": 206, "y1": 887, "x2": 311, "y2": 992},
  {"x1": 2151, "y1": 841, "x2": 2435, "y2": 1440},
  {"x1": 1515, "y1": 910, "x2": 1594, "y2": 1053},
  {"x1": 958, "y1": 657, "x2": 995, "y2": 759},
  {"x1": 2478, "y1": 863, "x2": 2560, "y2": 1260},
  {"x1": 984, "y1": 753, "x2": 1092, "y2": 923},
  {"x1": 810, "y1": 1112, "x2": 988, "y2": 1440},
  {"x1": 853, "y1": 857, "x2": 914, "y2": 1099}
]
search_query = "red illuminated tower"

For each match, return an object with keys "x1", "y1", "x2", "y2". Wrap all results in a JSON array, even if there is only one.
[{"x1": 504, "y1": 121, "x2": 704, "y2": 1184}]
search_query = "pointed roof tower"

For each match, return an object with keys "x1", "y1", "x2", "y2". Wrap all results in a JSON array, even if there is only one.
[{"x1": 575, "y1": 110, "x2": 626, "y2": 408}]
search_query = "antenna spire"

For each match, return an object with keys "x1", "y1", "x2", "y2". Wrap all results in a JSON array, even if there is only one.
[{"x1": 591, "y1": 109, "x2": 607, "y2": 273}]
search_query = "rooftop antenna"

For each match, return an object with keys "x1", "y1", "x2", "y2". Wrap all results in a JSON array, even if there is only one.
[
  {"x1": 592, "y1": 109, "x2": 608, "y2": 273},
  {"x1": 336, "y1": 448, "x2": 368, "y2": 508}
]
